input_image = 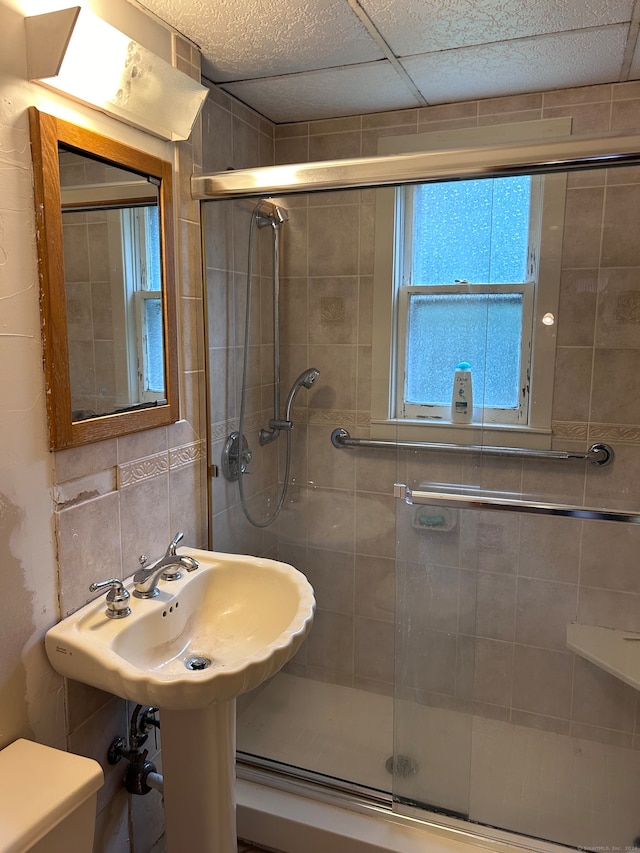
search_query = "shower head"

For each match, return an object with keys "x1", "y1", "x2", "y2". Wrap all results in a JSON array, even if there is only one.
[
  {"x1": 298, "y1": 367, "x2": 320, "y2": 390},
  {"x1": 284, "y1": 368, "x2": 320, "y2": 421},
  {"x1": 254, "y1": 199, "x2": 289, "y2": 228},
  {"x1": 272, "y1": 204, "x2": 289, "y2": 225}
]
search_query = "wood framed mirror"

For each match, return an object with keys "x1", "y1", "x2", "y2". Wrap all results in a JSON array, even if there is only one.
[{"x1": 29, "y1": 107, "x2": 179, "y2": 450}]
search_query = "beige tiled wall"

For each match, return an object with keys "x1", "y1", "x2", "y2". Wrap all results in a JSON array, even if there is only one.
[
  {"x1": 200, "y1": 89, "x2": 279, "y2": 557},
  {"x1": 63, "y1": 206, "x2": 117, "y2": 416},
  {"x1": 59, "y1": 153, "x2": 131, "y2": 417},
  {"x1": 262, "y1": 81, "x2": 640, "y2": 750},
  {"x1": 51, "y1": 36, "x2": 210, "y2": 853}
]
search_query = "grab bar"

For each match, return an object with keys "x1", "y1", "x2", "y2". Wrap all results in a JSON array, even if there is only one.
[
  {"x1": 394, "y1": 483, "x2": 640, "y2": 525},
  {"x1": 331, "y1": 428, "x2": 614, "y2": 466}
]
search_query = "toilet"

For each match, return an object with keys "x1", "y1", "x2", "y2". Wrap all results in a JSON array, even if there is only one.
[{"x1": 0, "y1": 738, "x2": 103, "y2": 853}]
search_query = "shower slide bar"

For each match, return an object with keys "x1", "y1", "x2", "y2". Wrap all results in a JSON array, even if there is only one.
[
  {"x1": 394, "y1": 483, "x2": 640, "y2": 525},
  {"x1": 331, "y1": 428, "x2": 614, "y2": 466}
]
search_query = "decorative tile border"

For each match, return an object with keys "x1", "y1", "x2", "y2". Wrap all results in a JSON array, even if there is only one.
[
  {"x1": 553, "y1": 420, "x2": 640, "y2": 445},
  {"x1": 211, "y1": 413, "x2": 640, "y2": 447},
  {"x1": 117, "y1": 439, "x2": 206, "y2": 489},
  {"x1": 210, "y1": 411, "x2": 271, "y2": 443},
  {"x1": 589, "y1": 423, "x2": 640, "y2": 445},
  {"x1": 308, "y1": 409, "x2": 370, "y2": 430},
  {"x1": 552, "y1": 421, "x2": 588, "y2": 440},
  {"x1": 212, "y1": 416, "x2": 640, "y2": 449},
  {"x1": 117, "y1": 451, "x2": 168, "y2": 490},
  {"x1": 170, "y1": 440, "x2": 207, "y2": 471}
]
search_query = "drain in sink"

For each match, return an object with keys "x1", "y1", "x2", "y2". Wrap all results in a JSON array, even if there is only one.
[{"x1": 184, "y1": 655, "x2": 212, "y2": 671}]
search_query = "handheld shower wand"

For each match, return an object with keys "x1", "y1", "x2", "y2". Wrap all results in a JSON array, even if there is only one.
[
  {"x1": 260, "y1": 367, "x2": 320, "y2": 445},
  {"x1": 284, "y1": 368, "x2": 321, "y2": 421}
]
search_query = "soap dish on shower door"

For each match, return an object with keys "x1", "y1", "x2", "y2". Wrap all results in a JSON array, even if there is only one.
[{"x1": 412, "y1": 506, "x2": 457, "y2": 532}]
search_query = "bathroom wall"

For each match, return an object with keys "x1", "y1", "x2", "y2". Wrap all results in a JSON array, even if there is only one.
[
  {"x1": 264, "y1": 83, "x2": 640, "y2": 749},
  {"x1": 201, "y1": 91, "x2": 278, "y2": 555},
  {"x1": 0, "y1": 1, "x2": 215, "y2": 849},
  {"x1": 4, "y1": 2, "x2": 639, "y2": 849}
]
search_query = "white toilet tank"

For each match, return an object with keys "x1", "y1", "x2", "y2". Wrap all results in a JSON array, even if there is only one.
[{"x1": 0, "y1": 738, "x2": 103, "y2": 853}]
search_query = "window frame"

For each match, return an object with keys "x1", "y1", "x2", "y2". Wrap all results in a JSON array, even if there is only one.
[
  {"x1": 120, "y1": 206, "x2": 166, "y2": 405},
  {"x1": 133, "y1": 290, "x2": 166, "y2": 402},
  {"x1": 370, "y1": 119, "x2": 570, "y2": 450}
]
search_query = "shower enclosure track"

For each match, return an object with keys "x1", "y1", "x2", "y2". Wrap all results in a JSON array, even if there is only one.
[
  {"x1": 192, "y1": 132, "x2": 640, "y2": 199},
  {"x1": 331, "y1": 428, "x2": 614, "y2": 465}
]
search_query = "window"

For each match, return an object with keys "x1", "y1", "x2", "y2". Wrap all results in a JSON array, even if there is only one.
[
  {"x1": 398, "y1": 175, "x2": 539, "y2": 425},
  {"x1": 371, "y1": 120, "x2": 569, "y2": 449},
  {"x1": 121, "y1": 206, "x2": 166, "y2": 404}
]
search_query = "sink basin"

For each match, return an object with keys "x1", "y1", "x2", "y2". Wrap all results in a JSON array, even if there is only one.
[{"x1": 45, "y1": 549, "x2": 315, "y2": 710}]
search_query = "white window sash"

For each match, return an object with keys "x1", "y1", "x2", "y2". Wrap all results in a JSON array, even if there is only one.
[
  {"x1": 370, "y1": 120, "x2": 569, "y2": 450},
  {"x1": 397, "y1": 282, "x2": 534, "y2": 425},
  {"x1": 121, "y1": 207, "x2": 166, "y2": 405},
  {"x1": 133, "y1": 290, "x2": 165, "y2": 402}
]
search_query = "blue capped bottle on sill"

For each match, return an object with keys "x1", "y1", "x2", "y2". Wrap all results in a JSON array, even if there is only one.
[{"x1": 451, "y1": 362, "x2": 473, "y2": 423}]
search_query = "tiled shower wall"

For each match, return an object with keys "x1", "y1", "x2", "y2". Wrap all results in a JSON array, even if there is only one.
[
  {"x1": 60, "y1": 153, "x2": 128, "y2": 417},
  {"x1": 202, "y1": 87, "x2": 281, "y2": 557},
  {"x1": 247, "y1": 82, "x2": 640, "y2": 749}
]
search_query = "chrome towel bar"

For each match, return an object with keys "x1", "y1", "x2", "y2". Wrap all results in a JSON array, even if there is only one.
[
  {"x1": 394, "y1": 483, "x2": 640, "y2": 525},
  {"x1": 331, "y1": 428, "x2": 614, "y2": 466}
]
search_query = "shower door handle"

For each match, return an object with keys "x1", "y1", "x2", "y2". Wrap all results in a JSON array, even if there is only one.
[{"x1": 394, "y1": 483, "x2": 640, "y2": 525}]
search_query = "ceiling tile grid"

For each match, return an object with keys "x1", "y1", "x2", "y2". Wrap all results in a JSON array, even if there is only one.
[
  {"x1": 138, "y1": 0, "x2": 383, "y2": 81},
  {"x1": 222, "y1": 60, "x2": 422, "y2": 123},
  {"x1": 402, "y1": 26, "x2": 631, "y2": 106},
  {"x1": 135, "y1": 0, "x2": 640, "y2": 122},
  {"x1": 357, "y1": 0, "x2": 635, "y2": 56}
]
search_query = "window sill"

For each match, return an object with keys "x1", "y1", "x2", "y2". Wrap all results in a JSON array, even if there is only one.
[{"x1": 370, "y1": 418, "x2": 552, "y2": 451}]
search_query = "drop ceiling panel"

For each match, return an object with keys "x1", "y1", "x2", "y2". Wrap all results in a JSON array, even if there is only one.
[
  {"x1": 222, "y1": 61, "x2": 421, "y2": 123},
  {"x1": 138, "y1": 0, "x2": 383, "y2": 82},
  {"x1": 133, "y1": 0, "x2": 640, "y2": 122},
  {"x1": 359, "y1": 0, "x2": 634, "y2": 56},
  {"x1": 403, "y1": 27, "x2": 629, "y2": 105}
]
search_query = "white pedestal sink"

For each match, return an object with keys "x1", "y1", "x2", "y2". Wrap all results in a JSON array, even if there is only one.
[
  {"x1": 45, "y1": 549, "x2": 316, "y2": 853},
  {"x1": 161, "y1": 702, "x2": 237, "y2": 852}
]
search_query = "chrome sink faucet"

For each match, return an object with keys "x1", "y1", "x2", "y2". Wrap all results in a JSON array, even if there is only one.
[{"x1": 133, "y1": 532, "x2": 199, "y2": 599}]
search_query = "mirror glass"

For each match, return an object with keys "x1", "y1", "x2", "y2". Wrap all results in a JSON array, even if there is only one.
[
  {"x1": 59, "y1": 148, "x2": 165, "y2": 420},
  {"x1": 29, "y1": 108, "x2": 179, "y2": 449}
]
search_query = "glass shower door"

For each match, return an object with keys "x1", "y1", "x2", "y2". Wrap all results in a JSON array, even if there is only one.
[
  {"x1": 392, "y1": 473, "x2": 478, "y2": 820},
  {"x1": 393, "y1": 478, "x2": 640, "y2": 850}
]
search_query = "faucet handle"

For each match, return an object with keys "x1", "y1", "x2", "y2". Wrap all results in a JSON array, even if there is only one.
[
  {"x1": 89, "y1": 578, "x2": 131, "y2": 619},
  {"x1": 167, "y1": 532, "x2": 184, "y2": 556}
]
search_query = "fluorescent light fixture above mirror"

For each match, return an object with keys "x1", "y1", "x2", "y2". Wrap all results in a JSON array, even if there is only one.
[{"x1": 25, "y1": 6, "x2": 207, "y2": 141}]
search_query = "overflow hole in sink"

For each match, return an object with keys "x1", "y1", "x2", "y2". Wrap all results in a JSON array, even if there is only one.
[
  {"x1": 185, "y1": 656, "x2": 212, "y2": 671},
  {"x1": 162, "y1": 600, "x2": 180, "y2": 618}
]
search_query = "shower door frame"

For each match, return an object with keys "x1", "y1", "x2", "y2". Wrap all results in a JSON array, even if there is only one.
[
  {"x1": 192, "y1": 132, "x2": 640, "y2": 201},
  {"x1": 197, "y1": 130, "x2": 640, "y2": 851}
]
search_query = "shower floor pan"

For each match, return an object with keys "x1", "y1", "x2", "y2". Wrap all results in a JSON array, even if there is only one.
[{"x1": 237, "y1": 672, "x2": 640, "y2": 851}]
